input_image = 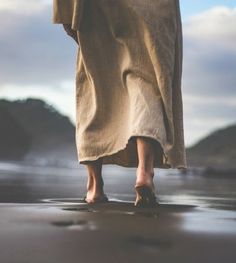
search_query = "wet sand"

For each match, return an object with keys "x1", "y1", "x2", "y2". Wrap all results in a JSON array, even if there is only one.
[{"x1": 0, "y1": 162, "x2": 236, "y2": 263}]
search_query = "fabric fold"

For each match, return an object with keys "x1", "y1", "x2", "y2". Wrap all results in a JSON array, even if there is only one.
[
  {"x1": 53, "y1": 0, "x2": 84, "y2": 30},
  {"x1": 53, "y1": 0, "x2": 187, "y2": 169}
]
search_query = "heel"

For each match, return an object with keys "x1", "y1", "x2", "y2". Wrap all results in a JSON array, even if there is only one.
[{"x1": 134, "y1": 185, "x2": 158, "y2": 207}]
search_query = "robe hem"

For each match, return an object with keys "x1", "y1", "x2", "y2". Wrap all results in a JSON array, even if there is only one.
[{"x1": 78, "y1": 133, "x2": 187, "y2": 170}]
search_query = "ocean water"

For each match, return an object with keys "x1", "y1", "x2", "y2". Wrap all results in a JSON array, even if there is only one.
[{"x1": 0, "y1": 161, "x2": 235, "y2": 211}]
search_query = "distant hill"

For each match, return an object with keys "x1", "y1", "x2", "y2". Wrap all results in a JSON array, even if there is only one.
[
  {"x1": 0, "y1": 98, "x2": 235, "y2": 169},
  {"x1": 186, "y1": 124, "x2": 236, "y2": 169},
  {"x1": 0, "y1": 104, "x2": 31, "y2": 159},
  {"x1": 0, "y1": 98, "x2": 78, "y2": 167}
]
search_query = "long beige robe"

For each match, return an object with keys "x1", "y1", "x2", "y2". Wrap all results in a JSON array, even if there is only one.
[{"x1": 53, "y1": 0, "x2": 187, "y2": 169}]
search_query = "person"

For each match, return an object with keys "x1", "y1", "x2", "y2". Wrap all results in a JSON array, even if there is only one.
[{"x1": 53, "y1": 0, "x2": 187, "y2": 207}]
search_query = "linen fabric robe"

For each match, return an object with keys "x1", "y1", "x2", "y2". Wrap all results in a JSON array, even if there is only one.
[{"x1": 53, "y1": 0, "x2": 188, "y2": 169}]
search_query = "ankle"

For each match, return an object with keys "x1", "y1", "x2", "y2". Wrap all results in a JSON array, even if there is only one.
[
  {"x1": 86, "y1": 175, "x2": 104, "y2": 192},
  {"x1": 137, "y1": 166, "x2": 154, "y2": 177},
  {"x1": 136, "y1": 166, "x2": 154, "y2": 186}
]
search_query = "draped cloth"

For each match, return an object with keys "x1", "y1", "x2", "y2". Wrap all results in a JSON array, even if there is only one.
[{"x1": 53, "y1": 0, "x2": 187, "y2": 169}]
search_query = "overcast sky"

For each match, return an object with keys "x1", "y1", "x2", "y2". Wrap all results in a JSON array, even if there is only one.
[{"x1": 0, "y1": 0, "x2": 236, "y2": 147}]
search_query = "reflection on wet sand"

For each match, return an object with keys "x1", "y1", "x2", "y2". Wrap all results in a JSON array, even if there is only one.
[
  {"x1": 51, "y1": 219, "x2": 97, "y2": 231},
  {"x1": 0, "y1": 163, "x2": 236, "y2": 262}
]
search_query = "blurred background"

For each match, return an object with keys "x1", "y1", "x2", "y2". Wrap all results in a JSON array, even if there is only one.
[{"x1": 0, "y1": 1, "x2": 236, "y2": 204}]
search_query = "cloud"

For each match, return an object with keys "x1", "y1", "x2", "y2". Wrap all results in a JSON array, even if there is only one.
[
  {"x1": 183, "y1": 6, "x2": 236, "y2": 97},
  {"x1": 0, "y1": 3, "x2": 77, "y2": 86},
  {"x1": 184, "y1": 6, "x2": 236, "y2": 52},
  {"x1": 0, "y1": 0, "x2": 50, "y2": 14}
]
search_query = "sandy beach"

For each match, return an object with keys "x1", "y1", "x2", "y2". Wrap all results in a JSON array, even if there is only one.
[{"x1": 0, "y1": 162, "x2": 236, "y2": 263}]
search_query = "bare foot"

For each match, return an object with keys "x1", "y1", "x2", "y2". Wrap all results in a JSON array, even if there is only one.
[
  {"x1": 84, "y1": 158, "x2": 108, "y2": 203},
  {"x1": 134, "y1": 136, "x2": 157, "y2": 207},
  {"x1": 85, "y1": 176, "x2": 108, "y2": 203},
  {"x1": 135, "y1": 167, "x2": 157, "y2": 207}
]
